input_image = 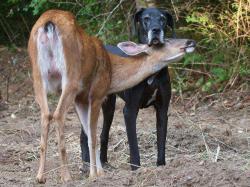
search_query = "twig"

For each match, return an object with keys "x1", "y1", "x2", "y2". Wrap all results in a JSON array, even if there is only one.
[
  {"x1": 169, "y1": 66, "x2": 212, "y2": 77},
  {"x1": 236, "y1": 0, "x2": 242, "y2": 45},
  {"x1": 223, "y1": 46, "x2": 243, "y2": 92},
  {"x1": 173, "y1": 62, "x2": 227, "y2": 67},
  {"x1": 6, "y1": 70, "x2": 10, "y2": 102},
  {"x1": 113, "y1": 139, "x2": 124, "y2": 150},
  {"x1": 20, "y1": 14, "x2": 29, "y2": 33},
  {"x1": 97, "y1": 0, "x2": 125, "y2": 36},
  {"x1": 199, "y1": 124, "x2": 212, "y2": 160},
  {"x1": 0, "y1": 17, "x2": 12, "y2": 43},
  {"x1": 207, "y1": 134, "x2": 238, "y2": 152},
  {"x1": 170, "y1": 0, "x2": 179, "y2": 21},
  {"x1": 48, "y1": 0, "x2": 78, "y2": 6},
  {"x1": 2, "y1": 16, "x2": 15, "y2": 40},
  {"x1": 88, "y1": 12, "x2": 110, "y2": 23},
  {"x1": 214, "y1": 144, "x2": 220, "y2": 162}
]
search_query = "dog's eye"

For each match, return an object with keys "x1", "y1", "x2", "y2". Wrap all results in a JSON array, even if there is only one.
[
  {"x1": 160, "y1": 16, "x2": 166, "y2": 25},
  {"x1": 144, "y1": 16, "x2": 150, "y2": 22}
]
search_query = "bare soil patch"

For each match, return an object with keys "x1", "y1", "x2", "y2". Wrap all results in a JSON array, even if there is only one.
[{"x1": 0, "y1": 48, "x2": 249, "y2": 186}]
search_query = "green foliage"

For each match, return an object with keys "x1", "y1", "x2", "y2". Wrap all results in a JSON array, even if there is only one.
[
  {"x1": 0, "y1": 0, "x2": 249, "y2": 93},
  {"x1": 240, "y1": 65, "x2": 250, "y2": 77},
  {"x1": 0, "y1": 0, "x2": 133, "y2": 45},
  {"x1": 29, "y1": 0, "x2": 48, "y2": 15},
  {"x1": 167, "y1": 0, "x2": 250, "y2": 93},
  {"x1": 183, "y1": 53, "x2": 204, "y2": 66}
]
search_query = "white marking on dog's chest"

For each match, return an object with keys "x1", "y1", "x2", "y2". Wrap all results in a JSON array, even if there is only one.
[{"x1": 146, "y1": 89, "x2": 158, "y2": 105}]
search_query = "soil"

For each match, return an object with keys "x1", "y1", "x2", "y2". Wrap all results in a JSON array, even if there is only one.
[{"x1": 0, "y1": 47, "x2": 250, "y2": 187}]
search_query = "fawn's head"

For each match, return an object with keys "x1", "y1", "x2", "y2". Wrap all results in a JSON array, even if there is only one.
[{"x1": 118, "y1": 38, "x2": 196, "y2": 64}]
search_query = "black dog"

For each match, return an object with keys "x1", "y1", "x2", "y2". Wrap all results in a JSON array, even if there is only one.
[{"x1": 80, "y1": 8, "x2": 175, "y2": 170}]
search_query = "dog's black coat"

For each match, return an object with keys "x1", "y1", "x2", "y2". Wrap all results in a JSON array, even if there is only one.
[{"x1": 80, "y1": 8, "x2": 174, "y2": 170}]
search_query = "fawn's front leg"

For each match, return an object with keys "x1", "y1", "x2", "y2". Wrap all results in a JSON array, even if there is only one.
[
  {"x1": 75, "y1": 94, "x2": 104, "y2": 178},
  {"x1": 87, "y1": 99, "x2": 103, "y2": 178}
]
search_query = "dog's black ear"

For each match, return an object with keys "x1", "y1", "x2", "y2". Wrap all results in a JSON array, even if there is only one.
[
  {"x1": 161, "y1": 10, "x2": 176, "y2": 38},
  {"x1": 134, "y1": 8, "x2": 145, "y2": 23},
  {"x1": 132, "y1": 8, "x2": 145, "y2": 36}
]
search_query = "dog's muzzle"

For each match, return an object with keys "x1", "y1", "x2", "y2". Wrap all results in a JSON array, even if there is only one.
[{"x1": 148, "y1": 29, "x2": 164, "y2": 46}]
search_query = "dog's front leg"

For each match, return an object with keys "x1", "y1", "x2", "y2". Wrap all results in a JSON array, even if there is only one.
[
  {"x1": 123, "y1": 85, "x2": 144, "y2": 170},
  {"x1": 155, "y1": 104, "x2": 169, "y2": 166},
  {"x1": 124, "y1": 104, "x2": 140, "y2": 170},
  {"x1": 154, "y1": 72, "x2": 171, "y2": 166}
]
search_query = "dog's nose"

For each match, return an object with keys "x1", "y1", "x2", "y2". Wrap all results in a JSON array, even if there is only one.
[
  {"x1": 152, "y1": 28, "x2": 161, "y2": 34},
  {"x1": 186, "y1": 40, "x2": 196, "y2": 47}
]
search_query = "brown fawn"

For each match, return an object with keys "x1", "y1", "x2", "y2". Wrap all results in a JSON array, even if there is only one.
[{"x1": 28, "y1": 9, "x2": 195, "y2": 183}]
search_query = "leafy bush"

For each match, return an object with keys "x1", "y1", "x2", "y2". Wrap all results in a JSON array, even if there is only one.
[
  {"x1": 165, "y1": 0, "x2": 250, "y2": 93},
  {"x1": 0, "y1": 0, "x2": 134, "y2": 45},
  {"x1": 0, "y1": 0, "x2": 249, "y2": 93}
]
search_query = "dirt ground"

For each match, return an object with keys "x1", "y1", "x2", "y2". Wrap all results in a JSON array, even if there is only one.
[{"x1": 0, "y1": 47, "x2": 250, "y2": 187}]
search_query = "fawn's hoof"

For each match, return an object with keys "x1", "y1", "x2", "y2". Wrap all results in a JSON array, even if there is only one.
[
  {"x1": 36, "y1": 175, "x2": 46, "y2": 184},
  {"x1": 89, "y1": 172, "x2": 97, "y2": 180},
  {"x1": 97, "y1": 168, "x2": 104, "y2": 177}
]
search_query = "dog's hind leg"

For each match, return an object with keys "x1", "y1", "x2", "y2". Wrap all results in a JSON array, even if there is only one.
[{"x1": 100, "y1": 94, "x2": 116, "y2": 163}]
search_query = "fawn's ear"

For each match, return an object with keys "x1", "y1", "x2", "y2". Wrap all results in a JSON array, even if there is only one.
[{"x1": 117, "y1": 41, "x2": 149, "y2": 56}]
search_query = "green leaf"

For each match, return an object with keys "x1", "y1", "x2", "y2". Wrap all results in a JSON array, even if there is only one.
[
  {"x1": 202, "y1": 81, "x2": 213, "y2": 92},
  {"x1": 195, "y1": 77, "x2": 204, "y2": 87},
  {"x1": 212, "y1": 53, "x2": 224, "y2": 64},
  {"x1": 183, "y1": 53, "x2": 204, "y2": 66},
  {"x1": 211, "y1": 67, "x2": 228, "y2": 82}
]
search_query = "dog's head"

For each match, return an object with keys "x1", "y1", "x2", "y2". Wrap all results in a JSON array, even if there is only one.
[{"x1": 134, "y1": 8, "x2": 175, "y2": 46}]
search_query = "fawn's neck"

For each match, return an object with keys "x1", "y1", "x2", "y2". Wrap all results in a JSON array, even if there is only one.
[{"x1": 108, "y1": 52, "x2": 162, "y2": 94}]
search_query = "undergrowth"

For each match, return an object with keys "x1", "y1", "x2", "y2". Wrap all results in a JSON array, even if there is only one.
[{"x1": 0, "y1": 0, "x2": 249, "y2": 94}]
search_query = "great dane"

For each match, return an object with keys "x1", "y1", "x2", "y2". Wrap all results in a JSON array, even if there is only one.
[{"x1": 80, "y1": 8, "x2": 175, "y2": 170}]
